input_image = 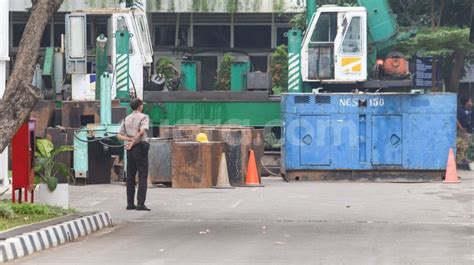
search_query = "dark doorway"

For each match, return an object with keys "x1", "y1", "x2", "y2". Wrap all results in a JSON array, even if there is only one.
[{"x1": 193, "y1": 56, "x2": 218, "y2": 90}]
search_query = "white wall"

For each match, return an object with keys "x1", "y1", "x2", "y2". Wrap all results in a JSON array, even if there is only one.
[
  {"x1": 9, "y1": 0, "x2": 120, "y2": 12},
  {"x1": 0, "y1": 0, "x2": 9, "y2": 188},
  {"x1": 9, "y1": 0, "x2": 304, "y2": 13}
]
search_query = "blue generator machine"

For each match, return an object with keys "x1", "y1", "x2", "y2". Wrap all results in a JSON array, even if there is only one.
[{"x1": 281, "y1": 93, "x2": 457, "y2": 181}]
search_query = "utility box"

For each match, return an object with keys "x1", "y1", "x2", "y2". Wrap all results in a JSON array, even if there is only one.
[
  {"x1": 12, "y1": 119, "x2": 36, "y2": 203},
  {"x1": 231, "y1": 61, "x2": 250, "y2": 92},
  {"x1": 65, "y1": 13, "x2": 87, "y2": 74},
  {"x1": 181, "y1": 61, "x2": 201, "y2": 91},
  {"x1": 148, "y1": 138, "x2": 173, "y2": 184},
  {"x1": 282, "y1": 93, "x2": 456, "y2": 181},
  {"x1": 247, "y1": 72, "x2": 271, "y2": 91}
]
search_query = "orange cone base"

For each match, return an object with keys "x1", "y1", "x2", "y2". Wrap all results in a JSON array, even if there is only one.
[
  {"x1": 238, "y1": 183, "x2": 265, "y2": 187},
  {"x1": 443, "y1": 148, "x2": 460, "y2": 183},
  {"x1": 211, "y1": 185, "x2": 235, "y2": 189},
  {"x1": 443, "y1": 179, "x2": 460, "y2": 183}
]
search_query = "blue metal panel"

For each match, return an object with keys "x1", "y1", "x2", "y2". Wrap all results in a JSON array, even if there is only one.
[
  {"x1": 404, "y1": 114, "x2": 455, "y2": 169},
  {"x1": 73, "y1": 130, "x2": 88, "y2": 179},
  {"x1": 330, "y1": 114, "x2": 359, "y2": 169},
  {"x1": 359, "y1": 115, "x2": 367, "y2": 163},
  {"x1": 299, "y1": 115, "x2": 331, "y2": 165},
  {"x1": 372, "y1": 115, "x2": 402, "y2": 165},
  {"x1": 282, "y1": 93, "x2": 457, "y2": 172},
  {"x1": 338, "y1": 94, "x2": 402, "y2": 114}
]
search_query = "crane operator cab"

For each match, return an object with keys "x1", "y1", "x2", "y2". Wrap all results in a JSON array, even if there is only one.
[
  {"x1": 301, "y1": 6, "x2": 367, "y2": 83},
  {"x1": 65, "y1": 6, "x2": 153, "y2": 100}
]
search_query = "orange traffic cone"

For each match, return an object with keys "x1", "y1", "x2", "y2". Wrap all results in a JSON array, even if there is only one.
[
  {"x1": 444, "y1": 148, "x2": 460, "y2": 183},
  {"x1": 212, "y1": 152, "x2": 234, "y2": 189},
  {"x1": 241, "y1": 150, "x2": 264, "y2": 187}
]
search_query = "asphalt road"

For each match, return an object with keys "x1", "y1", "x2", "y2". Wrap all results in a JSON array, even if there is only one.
[{"x1": 11, "y1": 172, "x2": 474, "y2": 265}]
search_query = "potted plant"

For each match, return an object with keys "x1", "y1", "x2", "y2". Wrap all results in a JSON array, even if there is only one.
[{"x1": 34, "y1": 139, "x2": 74, "y2": 208}]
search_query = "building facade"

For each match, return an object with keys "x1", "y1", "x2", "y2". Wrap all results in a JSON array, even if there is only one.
[{"x1": 8, "y1": 0, "x2": 303, "y2": 89}]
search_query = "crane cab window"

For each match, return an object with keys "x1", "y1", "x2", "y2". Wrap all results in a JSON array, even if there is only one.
[
  {"x1": 310, "y1": 13, "x2": 337, "y2": 43},
  {"x1": 341, "y1": 17, "x2": 362, "y2": 54},
  {"x1": 308, "y1": 12, "x2": 337, "y2": 79}
]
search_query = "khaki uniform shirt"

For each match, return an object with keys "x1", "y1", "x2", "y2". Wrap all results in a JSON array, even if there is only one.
[{"x1": 119, "y1": 111, "x2": 150, "y2": 142}]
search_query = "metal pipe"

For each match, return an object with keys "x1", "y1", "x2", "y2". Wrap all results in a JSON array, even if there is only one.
[
  {"x1": 287, "y1": 29, "x2": 303, "y2": 93},
  {"x1": 306, "y1": 0, "x2": 318, "y2": 28},
  {"x1": 96, "y1": 34, "x2": 108, "y2": 100},
  {"x1": 54, "y1": 50, "x2": 64, "y2": 94},
  {"x1": 100, "y1": 72, "x2": 112, "y2": 125}
]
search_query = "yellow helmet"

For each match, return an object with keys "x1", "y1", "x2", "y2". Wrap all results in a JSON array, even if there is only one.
[{"x1": 196, "y1": 133, "x2": 209, "y2": 143}]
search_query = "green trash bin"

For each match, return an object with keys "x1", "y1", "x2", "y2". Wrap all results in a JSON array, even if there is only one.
[
  {"x1": 181, "y1": 61, "x2": 201, "y2": 91},
  {"x1": 231, "y1": 61, "x2": 250, "y2": 92}
]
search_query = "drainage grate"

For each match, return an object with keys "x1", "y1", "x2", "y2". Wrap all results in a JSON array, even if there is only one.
[
  {"x1": 315, "y1": 95, "x2": 331, "y2": 104},
  {"x1": 294, "y1": 96, "x2": 310, "y2": 104}
]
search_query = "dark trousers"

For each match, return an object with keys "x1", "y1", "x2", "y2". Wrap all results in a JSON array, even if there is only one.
[{"x1": 126, "y1": 142, "x2": 149, "y2": 206}]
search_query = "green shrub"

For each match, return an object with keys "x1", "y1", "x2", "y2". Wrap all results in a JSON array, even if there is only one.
[
  {"x1": 155, "y1": 57, "x2": 179, "y2": 90},
  {"x1": 11, "y1": 203, "x2": 75, "y2": 216},
  {"x1": 0, "y1": 202, "x2": 15, "y2": 219},
  {"x1": 215, "y1": 53, "x2": 234, "y2": 91},
  {"x1": 264, "y1": 131, "x2": 281, "y2": 149},
  {"x1": 270, "y1": 45, "x2": 288, "y2": 94}
]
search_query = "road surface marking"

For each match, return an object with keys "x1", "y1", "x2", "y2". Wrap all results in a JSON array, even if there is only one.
[{"x1": 231, "y1": 199, "x2": 243, "y2": 208}]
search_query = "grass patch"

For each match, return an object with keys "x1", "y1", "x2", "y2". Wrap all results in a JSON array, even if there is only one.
[{"x1": 0, "y1": 201, "x2": 77, "y2": 231}]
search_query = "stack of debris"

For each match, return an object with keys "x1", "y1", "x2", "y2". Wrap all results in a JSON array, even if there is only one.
[
  {"x1": 149, "y1": 125, "x2": 264, "y2": 188},
  {"x1": 31, "y1": 100, "x2": 128, "y2": 184}
]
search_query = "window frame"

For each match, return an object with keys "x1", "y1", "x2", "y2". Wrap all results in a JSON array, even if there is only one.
[{"x1": 339, "y1": 16, "x2": 362, "y2": 56}]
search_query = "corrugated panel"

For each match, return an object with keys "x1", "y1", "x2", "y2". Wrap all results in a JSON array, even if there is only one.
[
  {"x1": 193, "y1": 13, "x2": 231, "y2": 24},
  {"x1": 177, "y1": 13, "x2": 192, "y2": 24},
  {"x1": 11, "y1": 12, "x2": 29, "y2": 22},
  {"x1": 233, "y1": 13, "x2": 272, "y2": 24},
  {"x1": 87, "y1": 15, "x2": 109, "y2": 23},
  {"x1": 294, "y1": 96, "x2": 310, "y2": 104},
  {"x1": 315, "y1": 95, "x2": 331, "y2": 104},
  {"x1": 274, "y1": 13, "x2": 294, "y2": 24},
  {"x1": 152, "y1": 13, "x2": 177, "y2": 24}
]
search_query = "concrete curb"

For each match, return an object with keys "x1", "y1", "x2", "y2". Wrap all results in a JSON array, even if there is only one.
[{"x1": 0, "y1": 211, "x2": 113, "y2": 263}]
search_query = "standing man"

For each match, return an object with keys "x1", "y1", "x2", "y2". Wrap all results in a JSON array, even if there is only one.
[
  {"x1": 117, "y1": 98, "x2": 151, "y2": 211},
  {"x1": 457, "y1": 96, "x2": 473, "y2": 162}
]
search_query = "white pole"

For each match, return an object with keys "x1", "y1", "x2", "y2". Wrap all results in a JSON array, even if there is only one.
[{"x1": 0, "y1": 0, "x2": 10, "y2": 192}]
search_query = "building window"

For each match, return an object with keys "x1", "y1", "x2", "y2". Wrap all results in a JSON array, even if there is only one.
[
  {"x1": 177, "y1": 26, "x2": 189, "y2": 47},
  {"x1": 96, "y1": 23, "x2": 108, "y2": 37},
  {"x1": 41, "y1": 25, "x2": 52, "y2": 47},
  {"x1": 234, "y1": 26, "x2": 271, "y2": 49},
  {"x1": 86, "y1": 23, "x2": 108, "y2": 48},
  {"x1": 154, "y1": 25, "x2": 176, "y2": 46},
  {"x1": 250, "y1": 56, "x2": 268, "y2": 72},
  {"x1": 13, "y1": 23, "x2": 51, "y2": 47},
  {"x1": 193, "y1": 56, "x2": 218, "y2": 90},
  {"x1": 194, "y1": 25, "x2": 230, "y2": 48},
  {"x1": 53, "y1": 23, "x2": 65, "y2": 47},
  {"x1": 86, "y1": 23, "x2": 92, "y2": 47},
  {"x1": 276, "y1": 27, "x2": 290, "y2": 46},
  {"x1": 12, "y1": 23, "x2": 26, "y2": 47}
]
